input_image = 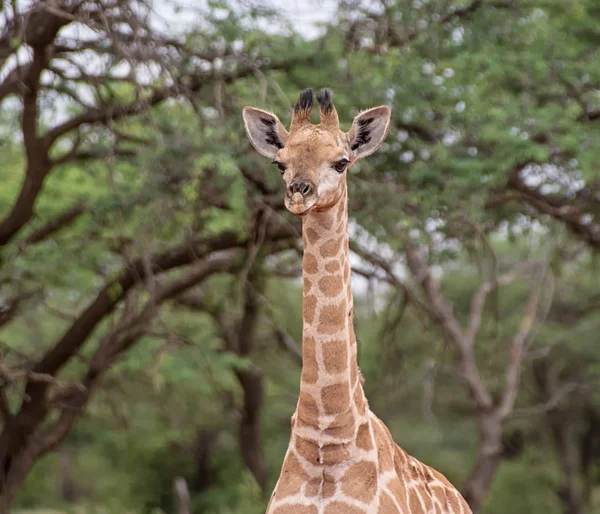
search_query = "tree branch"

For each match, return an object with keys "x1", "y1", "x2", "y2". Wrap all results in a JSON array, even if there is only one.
[
  {"x1": 486, "y1": 165, "x2": 600, "y2": 250},
  {"x1": 465, "y1": 262, "x2": 541, "y2": 346},
  {"x1": 498, "y1": 266, "x2": 550, "y2": 418},
  {"x1": 21, "y1": 203, "x2": 87, "y2": 246},
  {"x1": 405, "y1": 243, "x2": 494, "y2": 411},
  {"x1": 511, "y1": 383, "x2": 580, "y2": 418},
  {"x1": 30, "y1": 249, "x2": 248, "y2": 460}
]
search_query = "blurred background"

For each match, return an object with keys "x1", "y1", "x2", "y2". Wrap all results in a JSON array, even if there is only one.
[{"x1": 0, "y1": 0, "x2": 599, "y2": 513}]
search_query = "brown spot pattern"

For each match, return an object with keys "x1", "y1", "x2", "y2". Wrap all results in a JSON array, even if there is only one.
[
  {"x1": 322, "y1": 339, "x2": 347, "y2": 374},
  {"x1": 321, "y1": 383, "x2": 349, "y2": 414},
  {"x1": 303, "y1": 294, "x2": 317, "y2": 324},
  {"x1": 343, "y1": 260, "x2": 350, "y2": 281},
  {"x1": 305, "y1": 478, "x2": 320, "y2": 497},
  {"x1": 356, "y1": 422, "x2": 373, "y2": 451},
  {"x1": 304, "y1": 277, "x2": 313, "y2": 292},
  {"x1": 342, "y1": 460, "x2": 378, "y2": 503},
  {"x1": 321, "y1": 443, "x2": 350, "y2": 465},
  {"x1": 354, "y1": 387, "x2": 366, "y2": 416},
  {"x1": 388, "y1": 476, "x2": 408, "y2": 506},
  {"x1": 336, "y1": 201, "x2": 345, "y2": 222},
  {"x1": 324, "y1": 503, "x2": 363, "y2": 514},
  {"x1": 274, "y1": 453, "x2": 308, "y2": 499},
  {"x1": 318, "y1": 300, "x2": 346, "y2": 334},
  {"x1": 297, "y1": 393, "x2": 319, "y2": 426},
  {"x1": 379, "y1": 491, "x2": 400, "y2": 513},
  {"x1": 318, "y1": 213, "x2": 334, "y2": 230},
  {"x1": 318, "y1": 275, "x2": 343, "y2": 297},
  {"x1": 301, "y1": 338, "x2": 318, "y2": 384},
  {"x1": 350, "y1": 351, "x2": 358, "y2": 385},
  {"x1": 445, "y1": 491, "x2": 465, "y2": 513},
  {"x1": 409, "y1": 487, "x2": 424, "y2": 512},
  {"x1": 295, "y1": 436, "x2": 319, "y2": 464},
  {"x1": 320, "y1": 236, "x2": 343, "y2": 258},
  {"x1": 420, "y1": 485, "x2": 435, "y2": 513},
  {"x1": 324, "y1": 260, "x2": 340, "y2": 273},
  {"x1": 305, "y1": 227, "x2": 319, "y2": 244},
  {"x1": 322, "y1": 472, "x2": 336, "y2": 498},
  {"x1": 324, "y1": 411, "x2": 355, "y2": 439},
  {"x1": 377, "y1": 439, "x2": 394, "y2": 473},
  {"x1": 394, "y1": 446, "x2": 408, "y2": 467},
  {"x1": 304, "y1": 252, "x2": 318, "y2": 274}
]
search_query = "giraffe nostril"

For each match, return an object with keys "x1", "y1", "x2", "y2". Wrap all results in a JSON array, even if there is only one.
[{"x1": 289, "y1": 180, "x2": 314, "y2": 198}]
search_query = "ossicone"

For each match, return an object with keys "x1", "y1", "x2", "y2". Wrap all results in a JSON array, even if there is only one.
[
  {"x1": 316, "y1": 88, "x2": 339, "y2": 130},
  {"x1": 291, "y1": 88, "x2": 314, "y2": 130}
]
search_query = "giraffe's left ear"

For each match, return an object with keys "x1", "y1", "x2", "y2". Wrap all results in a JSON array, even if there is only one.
[{"x1": 347, "y1": 106, "x2": 391, "y2": 159}]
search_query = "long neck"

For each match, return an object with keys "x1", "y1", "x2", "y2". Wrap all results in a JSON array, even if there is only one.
[{"x1": 296, "y1": 186, "x2": 366, "y2": 441}]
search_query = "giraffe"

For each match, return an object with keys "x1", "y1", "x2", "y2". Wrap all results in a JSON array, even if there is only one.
[{"x1": 242, "y1": 88, "x2": 472, "y2": 514}]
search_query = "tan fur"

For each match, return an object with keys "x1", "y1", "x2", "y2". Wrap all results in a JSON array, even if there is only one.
[{"x1": 244, "y1": 91, "x2": 471, "y2": 514}]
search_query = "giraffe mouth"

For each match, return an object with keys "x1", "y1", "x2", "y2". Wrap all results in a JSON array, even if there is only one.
[{"x1": 285, "y1": 194, "x2": 318, "y2": 216}]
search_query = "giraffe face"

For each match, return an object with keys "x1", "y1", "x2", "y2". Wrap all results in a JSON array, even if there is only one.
[
  {"x1": 243, "y1": 88, "x2": 391, "y2": 215},
  {"x1": 275, "y1": 125, "x2": 350, "y2": 215}
]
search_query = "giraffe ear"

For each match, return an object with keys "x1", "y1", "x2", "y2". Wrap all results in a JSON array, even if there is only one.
[
  {"x1": 242, "y1": 107, "x2": 289, "y2": 159},
  {"x1": 347, "y1": 106, "x2": 391, "y2": 159}
]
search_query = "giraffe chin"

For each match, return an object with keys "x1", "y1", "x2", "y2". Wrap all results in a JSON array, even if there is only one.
[{"x1": 285, "y1": 196, "x2": 318, "y2": 216}]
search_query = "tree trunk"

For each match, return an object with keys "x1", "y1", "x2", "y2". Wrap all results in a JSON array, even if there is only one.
[
  {"x1": 58, "y1": 447, "x2": 78, "y2": 503},
  {"x1": 0, "y1": 448, "x2": 38, "y2": 514},
  {"x1": 0, "y1": 159, "x2": 49, "y2": 248},
  {"x1": 235, "y1": 257, "x2": 268, "y2": 494},
  {"x1": 533, "y1": 360, "x2": 587, "y2": 514},
  {"x1": 237, "y1": 367, "x2": 267, "y2": 494},
  {"x1": 551, "y1": 414, "x2": 586, "y2": 514},
  {"x1": 461, "y1": 412, "x2": 503, "y2": 514}
]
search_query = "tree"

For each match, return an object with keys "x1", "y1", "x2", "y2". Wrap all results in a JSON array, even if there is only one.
[{"x1": 0, "y1": 0, "x2": 304, "y2": 510}]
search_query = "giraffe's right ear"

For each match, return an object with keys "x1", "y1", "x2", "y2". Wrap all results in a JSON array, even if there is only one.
[{"x1": 242, "y1": 107, "x2": 289, "y2": 159}]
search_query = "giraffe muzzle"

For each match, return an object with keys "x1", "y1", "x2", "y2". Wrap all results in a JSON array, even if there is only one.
[
  {"x1": 285, "y1": 180, "x2": 318, "y2": 215},
  {"x1": 288, "y1": 180, "x2": 314, "y2": 198}
]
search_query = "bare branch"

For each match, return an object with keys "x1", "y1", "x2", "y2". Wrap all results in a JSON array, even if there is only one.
[
  {"x1": 511, "y1": 383, "x2": 580, "y2": 418},
  {"x1": 405, "y1": 243, "x2": 494, "y2": 411},
  {"x1": 465, "y1": 263, "x2": 542, "y2": 346},
  {"x1": 498, "y1": 266, "x2": 550, "y2": 418},
  {"x1": 348, "y1": 240, "x2": 435, "y2": 317}
]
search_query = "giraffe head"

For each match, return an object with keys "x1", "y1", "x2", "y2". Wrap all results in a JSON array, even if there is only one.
[{"x1": 243, "y1": 88, "x2": 391, "y2": 215}]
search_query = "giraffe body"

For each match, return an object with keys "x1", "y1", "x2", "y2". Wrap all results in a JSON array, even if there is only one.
[{"x1": 243, "y1": 89, "x2": 472, "y2": 514}]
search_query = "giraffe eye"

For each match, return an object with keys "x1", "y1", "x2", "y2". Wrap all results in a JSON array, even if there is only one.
[
  {"x1": 334, "y1": 158, "x2": 349, "y2": 173},
  {"x1": 272, "y1": 160, "x2": 286, "y2": 173}
]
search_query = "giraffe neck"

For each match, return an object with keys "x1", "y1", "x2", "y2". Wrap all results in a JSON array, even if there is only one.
[{"x1": 296, "y1": 186, "x2": 365, "y2": 443}]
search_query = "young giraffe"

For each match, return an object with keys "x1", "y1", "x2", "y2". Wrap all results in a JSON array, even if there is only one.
[{"x1": 243, "y1": 89, "x2": 471, "y2": 514}]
